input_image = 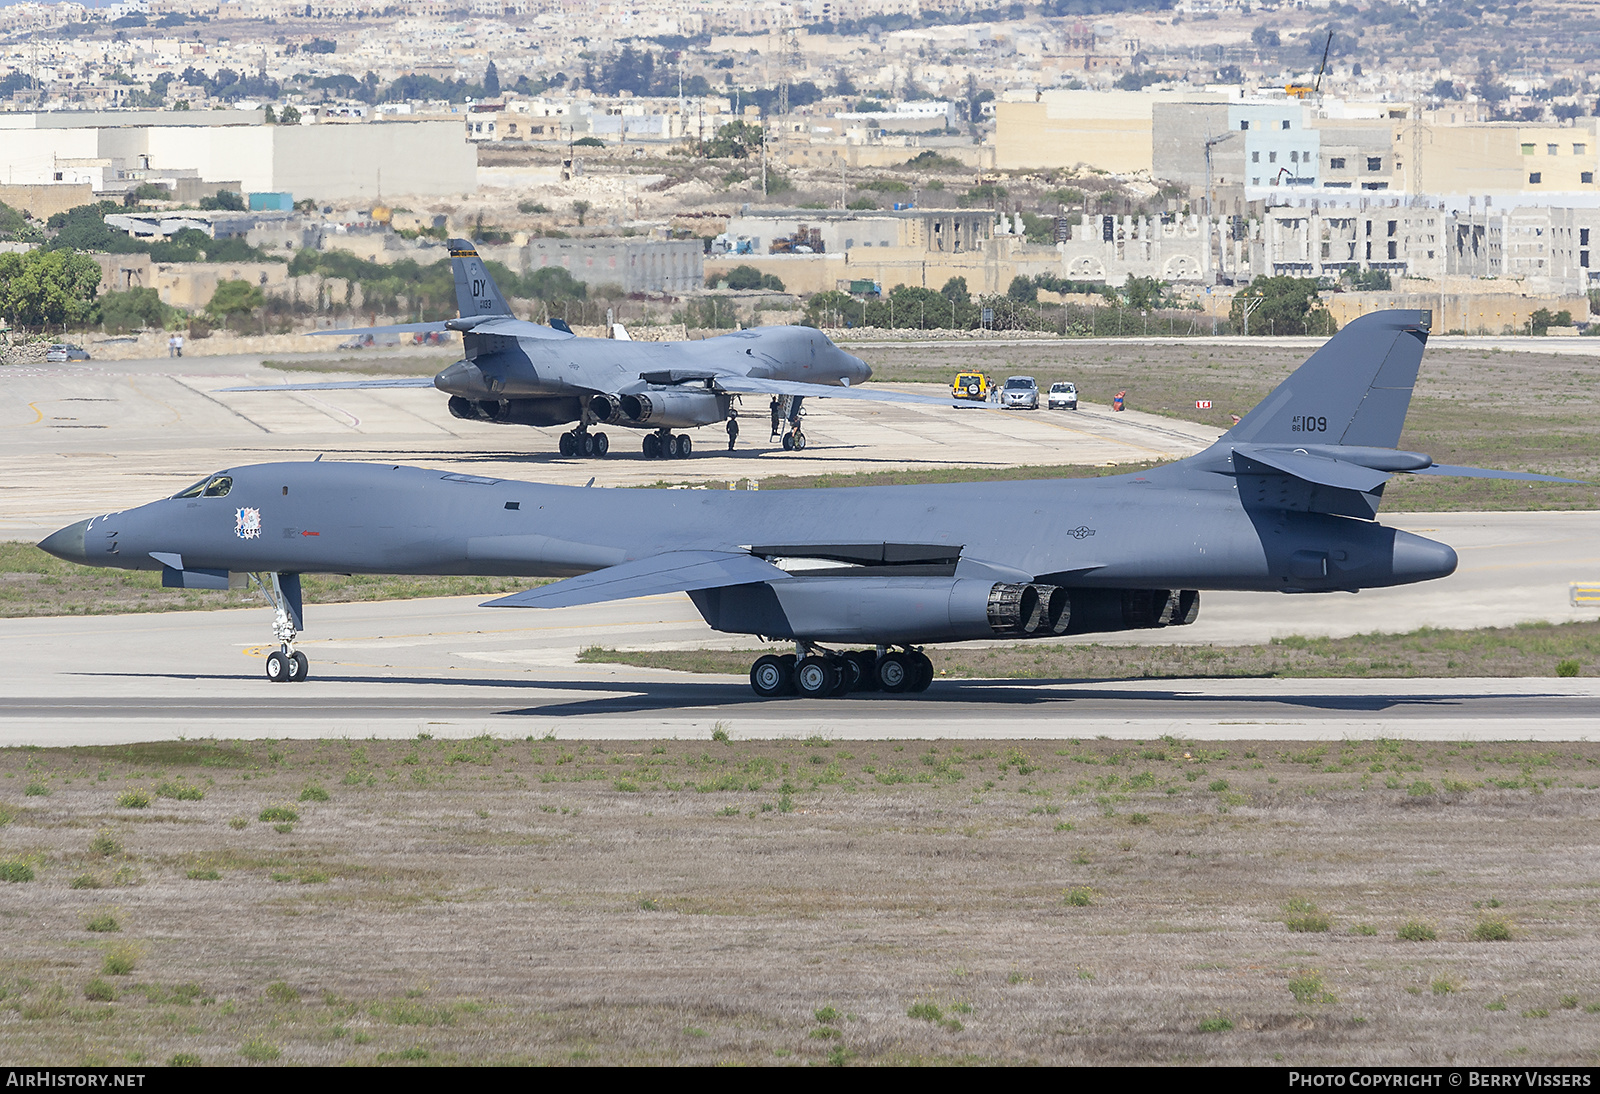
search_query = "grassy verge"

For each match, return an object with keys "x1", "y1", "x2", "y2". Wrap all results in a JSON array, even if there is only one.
[
  {"x1": 578, "y1": 620, "x2": 1599, "y2": 680},
  {"x1": 0, "y1": 543, "x2": 538, "y2": 618}
]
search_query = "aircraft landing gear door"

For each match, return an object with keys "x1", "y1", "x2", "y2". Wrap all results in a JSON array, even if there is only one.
[
  {"x1": 779, "y1": 395, "x2": 807, "y2": 451},
  {"x1": 248, "y1": 572, "x2": 309, "y2": 683}
]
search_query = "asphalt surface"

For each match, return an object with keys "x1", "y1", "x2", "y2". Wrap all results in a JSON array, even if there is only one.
[{"x1": 0, "y1": 349, "x2": 1220, "y2": 541}]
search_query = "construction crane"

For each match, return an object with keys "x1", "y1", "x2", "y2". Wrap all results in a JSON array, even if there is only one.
[{"x1": 1286, "y1": 29, "x2": 1334, "y2": 99}]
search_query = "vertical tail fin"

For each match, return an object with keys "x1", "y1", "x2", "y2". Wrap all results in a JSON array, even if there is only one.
[
  {"x1": 1223, "y1": 309, "x2": 1432, "y2": 449},
  {"x1": 448, "y1": 238, "x2": 513, "y2": 318}
]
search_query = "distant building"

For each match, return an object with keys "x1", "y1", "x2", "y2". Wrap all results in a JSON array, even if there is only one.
[
  {"x1": 0, "y1": 112, "x2": 476, "y2": 202},
  {"x1": 515, "y1": 237, "x2": 706, "y2": 295}
]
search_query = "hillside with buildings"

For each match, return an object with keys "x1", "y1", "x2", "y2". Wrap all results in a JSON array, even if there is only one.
[{"x1": 2, "y1": 0, "x2": 1598, "y2": 339}]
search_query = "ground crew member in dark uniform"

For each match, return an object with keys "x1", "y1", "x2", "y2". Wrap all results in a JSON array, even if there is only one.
[
  {"x1": 769, "y1": 397, "x2": 782, "y2": 441},
  {"x1": 726, "y1": 413, "x2": 739, "y2": 451}
]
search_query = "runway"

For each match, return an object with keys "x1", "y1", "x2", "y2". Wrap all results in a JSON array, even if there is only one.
[{"x1": 2, "y1": 521, "x2": 1596, "y2": 745}]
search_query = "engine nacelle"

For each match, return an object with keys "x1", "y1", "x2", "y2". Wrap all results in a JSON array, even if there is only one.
[
  {"x1": 688, "y1": 578, "x2": 1199, "y2": 645},
  {"x1": 449, "y1": 396, "x2": 582, "y2": 427},
  {"x1": 619, "y1": 389, "x2": 729, "y2": 430},
  {"x1": 589, "y1": 394, "x2": 626, "y2": 424}
]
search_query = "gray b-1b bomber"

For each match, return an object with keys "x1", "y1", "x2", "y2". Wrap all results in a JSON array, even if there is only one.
[
  {"x1": 225, "y1": 238, "x2": 953, "y2": 459},
  {"x1": 42, "y1": 311, "x2": 1577, "y2": 692}
]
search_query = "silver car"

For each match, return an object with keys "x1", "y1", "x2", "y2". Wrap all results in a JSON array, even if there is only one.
[
  {"x1": 45, "y1": 343, "x2": 90, "y2": 362},
  {"x1": 1000, "y1": 375, "x2": 1039, "y2": 410}
]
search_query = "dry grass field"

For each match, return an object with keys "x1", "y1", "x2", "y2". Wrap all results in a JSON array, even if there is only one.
[
  {"x1": 857, "y1": 341, "x2": 1600, "y2": 512},
  {"x1": 2, "y1": 735, "x2": 1598, "y2": 1066}
]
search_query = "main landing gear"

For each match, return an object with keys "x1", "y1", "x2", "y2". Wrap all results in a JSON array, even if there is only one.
[
  {"x1": 248, "y1": 572, "x2": 309, "y2": 683},
  {"x1": 558, "y1": 426, "x2": 609, "y2": 458},
  {"x1": 748, "y1": 644, "x2": 934, "y2": 699},
  {"x1": 642, "y1": 428, "x2": 693, "y2": 459}
]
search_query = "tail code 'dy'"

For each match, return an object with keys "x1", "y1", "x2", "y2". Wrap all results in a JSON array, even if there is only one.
[{"x1": 448, "y1": 238, "x2": 513, "y2": 318}]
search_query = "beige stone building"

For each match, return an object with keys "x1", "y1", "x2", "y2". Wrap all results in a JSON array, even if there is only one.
[
  {"x1": 1326, "y1": 281, "x2": 1591, "y2": 334},
  {"x1": 994, "y1": 88, "x2": 1229, "y2": 174}
]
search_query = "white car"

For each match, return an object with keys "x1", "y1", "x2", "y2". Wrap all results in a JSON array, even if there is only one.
[
  {"x1": 1047, "y1": 381, "x2": 1079, "y2": 410},
  {"x1": 999, "y1": 375, "x2": 1039, "y2": 410}
]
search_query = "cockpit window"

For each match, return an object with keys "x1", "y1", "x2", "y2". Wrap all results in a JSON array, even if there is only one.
[{"x1": 172, "y1": 474, "x2": 232, "y2": 499}]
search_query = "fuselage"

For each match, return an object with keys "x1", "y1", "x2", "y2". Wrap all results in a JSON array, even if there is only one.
[
  {"x1": 433, "y1": 325, "x2": 870, "y2": 402},
  {"x1": 41, "y1": 459, "x2": 1457, "y2": 598}
]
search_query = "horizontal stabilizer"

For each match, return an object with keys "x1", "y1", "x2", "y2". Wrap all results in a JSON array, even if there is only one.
[
  {"x1": 483, "y1": 550, "x2": 789, "y2": 609},
  {"x1": 302, "y1": 318, "x2": 572, "y2": 342},
  {"x1": 712, "y1": 374, "x2": 970, "y2": 409},
  {"x1": 304, "y1": 321, "x2": 453, "y2": 338},
  {"x1": 1231, "y1": 444, "x2": 1393, "y2": 494},
  {"x1": 219, "y1": 376, "x2": 437, "y2": 392},
  {"x1": 466, "y1": 317, "x2": 575, "y2": 341},
  {"x1": 1406, "y1": 464, "x2": 1585, "y2": 484}
]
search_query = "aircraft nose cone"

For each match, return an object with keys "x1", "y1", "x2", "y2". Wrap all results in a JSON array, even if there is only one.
[
  {"x1": 1390, "y1": 530, "x2": 1458, "y2": 583},
  {"x1": 853, "y1": 355, "x2": 872, "y2": 382},
  {"x1": 434, "y1": 359, "x2": 492, "y2": 398},
  {"x1": 38, "y1": 519, "x2": 90, "y2": 564}
]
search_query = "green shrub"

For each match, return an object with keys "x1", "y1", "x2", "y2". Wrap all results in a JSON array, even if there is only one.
[
  {"x1": 814, "y1": 1005, "x2": 841, "y2": 1024},
  {"x1": 1408, "y1": 780, "x2": 1436, "y2": 797},
  {"x1": 906, "y1": 1001, "x2": 943, "y2": 1022},
  {"x1": 85, "y1": 912, "x2": 119, "y2": 933},
  {"x1": 240, "y1": 1040, "x2": 281, "y2": 1062},
  {"x1": 186, "y1": 869, "x2": 221, "y2": 881},
  {"x1": 1556, "y1": 659, "x2": 1580, "y2": 677},
  {"x1": 167, "y1": 1055, "x2": 201, "y2": 1067},
  {"x1": 259, "y1": 805, "x2": 298, "y2": 822},
  {"x1": 1288, "y1": 970, "x2": 1335, "y2": 1003},
  {"x1": 116, "y1": 789, "x2": 151, "y2": 809},
  {"x1": 1471, "y1": 916, "x2": 1513, "y2": 942},
  {"x1": 156, "y1": 781, "x2": 204, "y2": 801},
  {"x1": 1064, "y1": 886, "x2": 1095, "y2": 907},
  {"x1": 24, "y1": 782, "x2": 49, "y2": 797},
  {"x1": 0, "y1": 860, "x2": 34, "y2": 882},
  {"x1": 102, "y1": 944, "x2": 138, "y2": 976},
  {"x1": 90, "y1": 830, "x2": 120, "y2": 856},
  {"x1": 298, "y1": 786, "x2": 330, "y2": 802},
  {"x1": 1198, "y1": 1015, "x2": 1234, "y2": 1032},
  {"x1": 265, "y1": 981, "x2": 298, "y2": 1004},
  {"x1": 1398, "y1": 920, "x2": 1437, "y2": 942},
  {"x1": 1284, "y1": 898, "x2": 1331, "y2": 933},
  {"x1": 71, "y1": 874, "x2": 102, "y2": 890},
  {"x1": 83, "y1": 978, "x2": 116, "y2": 1002}
]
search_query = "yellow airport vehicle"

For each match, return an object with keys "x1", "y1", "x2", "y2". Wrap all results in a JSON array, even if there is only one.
[{"x1": 952, "y1": 372, "x2": 991, "y2": 401}]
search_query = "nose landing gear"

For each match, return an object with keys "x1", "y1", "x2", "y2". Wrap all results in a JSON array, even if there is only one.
[{"x1": 248, "y1": 572, "x2": 309, "y2": 683}]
